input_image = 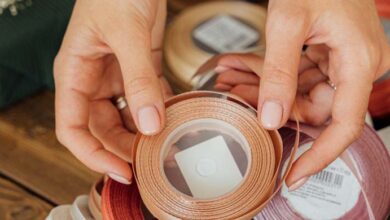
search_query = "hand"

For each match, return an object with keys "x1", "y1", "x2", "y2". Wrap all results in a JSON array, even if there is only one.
[
  {"x1": 215, "y1": 53, "x2": 334, "y2": 126},
  {"x1": 233, "y1": 0, "x2": 390, "y2": 190},
  {"x1": 54, "y1": 0, "x2": 171, "y2": 184},
  {"x1": 214, "y1": 43, "x2": 389, "y2": 190}
]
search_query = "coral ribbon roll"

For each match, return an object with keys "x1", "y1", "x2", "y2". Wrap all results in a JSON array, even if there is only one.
[
  {"x1": 121, "y1": 91, "x2": 297, "y2": 220},
  {"x1": 102, "y1": 177, "x2": 153, "y2": 220},
  {"x1": 256, "y1": 125, "x2": 390, "y2": 220},
  {"x1": 164, "y1": 1, "x2": 267, "y2": 92}
]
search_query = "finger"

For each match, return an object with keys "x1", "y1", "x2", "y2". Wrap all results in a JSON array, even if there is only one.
[
  {"x1": 214, "y1": 53, "x2": 264, "y2": 75},
  {"x1": 294, "y1": 82, "x2": 334, "y2": 125},
  {"x1": 55, "y1": 61, "x2": 132, "y2": 184},
  {"x1": 89, "y1": 100, "x2": 136, "y2": 163},
  {"x1": 216, "y1": 70, "x2": 260, "y2": 86},
  {"x1": 109, "y1": 23, "x2": 164, "y2": 136},
  {"x1": 54, "y1": 48, "x2": 132, "y2": 184},
  {"x1": 230, "y1": 84, "x2": 259, "y2": 107},
  {"x1": 259, "y1": 9, "x2": 308, "y2": 130},
  {"x1": 214, "y1": 83, "x2": 233, "y2": 91},
  {"x1": 159, "y1": 76, "x2": 174, "y2": 99},
  {"x1": 119, "y1": 105, "x2": 138, "y2": 133},
  {"x1": 287, "y1": 78, "x2": 370, "y2": 190},
  {"x1": 305, "y1": 45, "x2": 331, "y2": 76},
  {"x1": 297, "y1": 68, "x2": 328, "y2": 94},
  {"x1": 298, "y1": 55, "x2": 316, "y2": 73}
]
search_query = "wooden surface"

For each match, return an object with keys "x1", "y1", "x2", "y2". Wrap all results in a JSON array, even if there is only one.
[
  {"x1": 0, "y1": 91, "x2": 100, "y2": 209},
  {"x1": 0, "y1": 176, "x2": 52, "y2": 220}
]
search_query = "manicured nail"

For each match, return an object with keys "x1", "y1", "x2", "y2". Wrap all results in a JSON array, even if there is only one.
[
  {"x1": 108, "y1": 173, "x2": 131, "y2": 185},
  {"x1": 137, "y1": 105, "x2": 160, "y2": 135},
  {"x1": 288, "y1": 177, "x2": 309, "y2": 192},
  {"x1": 260, "y1": 101, "x2": 283, "y2": 129},
  {"x1": 214, "y1": 65, "x2": 230, "y2": 73}
]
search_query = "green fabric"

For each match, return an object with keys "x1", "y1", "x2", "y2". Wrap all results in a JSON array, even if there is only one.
[{"x1": 0, "y1": 0, "x2": 75, "y2": 109}]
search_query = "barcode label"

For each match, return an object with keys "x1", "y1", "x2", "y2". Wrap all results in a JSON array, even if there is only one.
[
  {"x1": 281, "y1": 142, "x2": 361, "y2": 219},
  {"x1": 310, "y1": 170, "x2": 344, "y2": 188}
]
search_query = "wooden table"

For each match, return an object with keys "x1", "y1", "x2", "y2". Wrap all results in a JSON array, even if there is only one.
[{"x1": 0, "y1": 91, "x2": 100, "y2": 219}]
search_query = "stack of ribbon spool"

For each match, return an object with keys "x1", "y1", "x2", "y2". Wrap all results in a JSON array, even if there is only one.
[
  {"x1": 164, "y1": 1, "x2": 267, "y2": 93},
  {"x1": 47, "y1": 92, "x2": 388, "y2": 220},
  {"x1": 47, "y1": 120, "x2": 390, "y2": 219}
]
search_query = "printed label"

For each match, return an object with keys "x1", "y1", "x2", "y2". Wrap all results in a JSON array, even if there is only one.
[
  {"x1": 281, "y1": 142, "x2": 361, "y2": 220},
  {"x1": 193, "y1": 15, "x2": 259, "y2": 53}
]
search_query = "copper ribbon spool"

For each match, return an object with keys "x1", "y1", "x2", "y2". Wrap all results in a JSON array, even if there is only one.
[
  {"x1": 102, "y1": 91, "x2": 299, "y2": 220},
  {"x1": 164, "y1": 1, "x2": 267, "y2": 91}
]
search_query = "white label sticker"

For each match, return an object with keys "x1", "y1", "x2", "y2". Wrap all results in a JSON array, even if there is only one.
[
  {"x1": 281, "y1": 142, "x2": 361, "y2": 220},
  {"x1": 174, "y1": 135, "x2": 243, "y2": 199},
  {"x1": 193, "y1": 15, "x2": 259, "y2": 53}
]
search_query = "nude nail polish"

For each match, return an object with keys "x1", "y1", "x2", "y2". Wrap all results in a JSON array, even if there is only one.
[{"x1": 288, "y1": 177, "x2": 309, "y2": 192}]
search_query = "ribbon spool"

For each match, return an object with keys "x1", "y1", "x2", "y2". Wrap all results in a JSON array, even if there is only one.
[
  {"x1": 102, "y1": 91, "x2": 299, "y2": 220},
  {"x1": 164, "y1": 1, "x2": 267, "y2": 92},
  {"x1": 256, "y1": 125, "x2": 390, "y2": 220}
]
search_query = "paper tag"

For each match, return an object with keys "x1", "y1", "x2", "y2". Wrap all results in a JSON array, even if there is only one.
[
  {"x1": 193, "y1": 15, "x2": 259, "y2": 53},
  {"x1": 175, "y1": 135, "x2": 243, "y2": 199},
  {"x1": 281, "y1": 142, "x2": 361, "y2": 220}
]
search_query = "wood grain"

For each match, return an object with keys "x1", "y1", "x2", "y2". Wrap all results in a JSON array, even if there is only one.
[
  {"x1": 0, "y1": 176, "x2": 52, "y2": 220},
  {"x1": 0, "y1": 91, "x2": 100, "y2": 205}
]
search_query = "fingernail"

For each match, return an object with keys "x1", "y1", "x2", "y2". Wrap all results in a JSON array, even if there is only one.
[
  {"x1": 214, "y1": 65, "x2": 230, "y2": 73},
  {"x1": 108, "y1": 173, "x2": 131, "y2": 185},
  {"x1": 288, "y1": 177, "x2": 309, "y2": 192},
  {"x1": 137, "y1": 105, "x2": 160, "y2": 135},
  {"x1": 261, "y1": 101, "x2": 283, "y2": 129}
]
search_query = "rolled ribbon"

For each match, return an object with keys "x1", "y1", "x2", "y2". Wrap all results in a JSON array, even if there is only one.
[
  {"x1": 102, "y1": 91, "x2": 300, "y2": 220},
  {"x1": 164, "y1": 1, "x2": 267, "y2": 92},
  {"x1": 256, "y1": 124, "x2": 390, "y2": 220}
]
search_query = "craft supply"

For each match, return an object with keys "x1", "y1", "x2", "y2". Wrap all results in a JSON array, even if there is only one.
[
  {"x1": 102, "y1": 91, "x2": 300, "y2": 220},
  {"x1": 101, "y1": 122, "x2": 390, "y2": 220},
  {"x1": 164, "y1": 1, "x2": 266, "y2": 92},
  {"x1": 89, "y1": 179, "x2": 104, "y2": 220},
  {"x1": 256, "y1": 124, "x2": 390, "y2": 220},
  {"x1": 46, "y1": 205, "x2": 72, "y2": 220}
]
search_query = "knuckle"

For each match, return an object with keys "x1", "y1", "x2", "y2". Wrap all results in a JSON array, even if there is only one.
[
  {"x1": 267, "y1": 7, "x2": 307, "y2": 33},
  {"x1": 125, "y1": 75, "x2": 156, "y2": 97},
  {"x1": 262, "y1": 63, "x2": 297, "y2": 87},
  {"x1": 343, "y1": 121, "x2": 364, "y2": 141}
]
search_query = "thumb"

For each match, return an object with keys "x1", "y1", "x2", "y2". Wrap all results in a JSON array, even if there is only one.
[
  {"x1": 259, "y1": 12, "x2": 307, "y2": 129},
  {"x1": 110, "y1": 24, "x2": 165, "y2": 136}
]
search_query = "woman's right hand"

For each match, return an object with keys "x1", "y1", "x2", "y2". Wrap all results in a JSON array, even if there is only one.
[{"x1": 54, "y1": 0, "x2": 170, "y2": 184}]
